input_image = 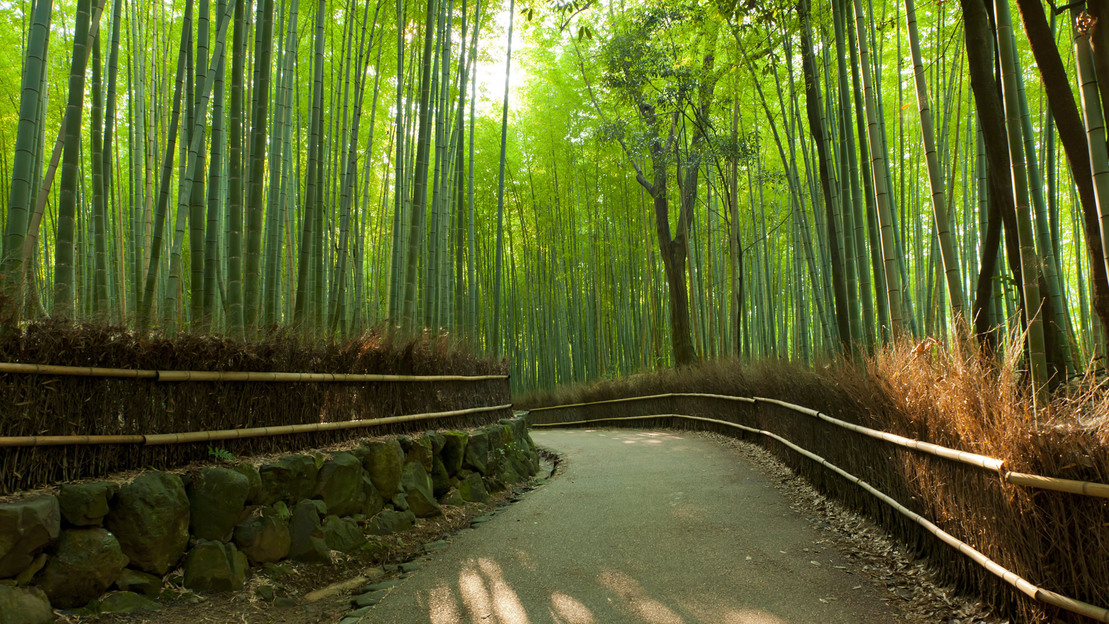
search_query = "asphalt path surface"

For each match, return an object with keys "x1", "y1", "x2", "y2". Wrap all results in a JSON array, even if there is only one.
[{"x1": 359, "y1": 428, "x2": 898, "y2": 624}]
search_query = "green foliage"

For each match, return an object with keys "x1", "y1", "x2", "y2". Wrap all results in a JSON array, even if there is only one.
[{"x1": 207, "y1": 446, "x2": 237, "y2": 462}]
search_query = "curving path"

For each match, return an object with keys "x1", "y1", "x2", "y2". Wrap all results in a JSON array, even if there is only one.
[{"x1": 357, "y1": 428, "x2": 898, "y2": 624}]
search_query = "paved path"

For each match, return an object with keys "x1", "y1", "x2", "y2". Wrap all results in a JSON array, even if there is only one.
[{"x1": 359, "y1": 429, "x2": 897, "y2": 624}]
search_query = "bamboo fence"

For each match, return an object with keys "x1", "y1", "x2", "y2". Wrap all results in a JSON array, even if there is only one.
[{"x1": 529, "y1": 393, "x2": 1109, "y2": 623}]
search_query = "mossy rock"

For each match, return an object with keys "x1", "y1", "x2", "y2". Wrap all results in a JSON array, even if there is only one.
[
  {"x1": 97, "y1": 591, "x2": 162, "y2": 614},
  {"x1": 234, "y1": 506, "x2": 291, "y2": 564},
  {"x1": 105, "y1": 473, "x2": 189, "y2": 576},
  {"x1": 287, "y1": 501, "x2": 329, "y2": 564},
  {"x1": 463, "y1": 429, "x2": 490, "y2": 476},
  {"x1": 182, "y1": 540, "x2": 248, "y2": 592},
  {"x1": 401, "y1": 463, "x2": 442, "y2": 518},
  {"x1": 0, "y1": 584, "x2": 53, "y2": 624},
  {"x1": 439, "y1": 431, "x2": 468, "y2": 477},
  {"x1": 34, "y1": 528, "x2": 128, "y2": 609},
  {"x1": 0, "y1": 495, "x2": 60, "y2": 579},
  {"x1": 361, "y1": 440, "x2": 405, "y2": 498},
  {"x1": 58, "y1": 482, "x2": 118, "y2": 528},
  {"x1": 189, "y1": 467, "x2": 250, "y2": 542},
  {"x1": 314, "y1": 453, "x2": 366, "y2": 517},
  {"x1": 258, "y1": 455, "x2": 319, "y2": 506}
]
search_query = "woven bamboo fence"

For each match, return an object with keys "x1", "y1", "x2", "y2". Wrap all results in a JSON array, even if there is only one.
[
  {"x1": 529, "y1": 394, "x2": 1109, "y2": 624},
  {"x1": 0, "y1": 323, "x2": 511, "y2": 493}
]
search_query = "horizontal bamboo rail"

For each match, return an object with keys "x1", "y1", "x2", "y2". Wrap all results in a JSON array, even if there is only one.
[
  {"x1": 754, "y1": 397, "x2": 1006, "y2": 472},
  {"x1": 533, "y1": 412, "x2": 1109, "y2": 623},
  {"x1": 0, "y1": 404, "x2": 512, "y2": 448},
  {"x1": 531, "y1": 392, "x2": 1109, "y2": 500},
  {"x1": 0, "y1": 361, "x2": 508, "y2": 383}
]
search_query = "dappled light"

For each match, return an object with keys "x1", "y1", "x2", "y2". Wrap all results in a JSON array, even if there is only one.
[
  {"x1": 598, "y1": 570, "x2": 686, "y2": 624},
  {"x1": 421, "y1": 560, "x2": 796, "y2": 624},
  {"x1": 427, "y1": 586, "x2": 462, "y2": 624},
  {"x1": 549, "y1": 592, "x2": 596, "y2": 624},
  {"x1": 450, "y1": 558, "x2": 532, "y2": 623}
]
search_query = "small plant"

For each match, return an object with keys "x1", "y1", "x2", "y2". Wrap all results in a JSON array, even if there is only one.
[{"x1": 207, "y1": 446, "x2": 237, "y2": 462}]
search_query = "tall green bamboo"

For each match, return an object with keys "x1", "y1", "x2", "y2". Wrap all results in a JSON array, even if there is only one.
[
  {"x1": 851, "y1": 0, "x2": 903, "y2": 336},
  {"x1": 293, "y1": 0, "x2": 327, "y2": 327},
  {"x1": 904, "y1": 0, "x2": 966, "y2": 323},
  {"x1": 995, "y1": 0, "x2": 1049, "y2": 400},
  {"x1": 54, "y1": 0, "x2": 95, "y2": 318},
  {"x1": 244, "y1": 0, "x2": 275, "y2": 328},
  {"x1": 3, "y1": 0, "x2": 54, "y2": 294}
]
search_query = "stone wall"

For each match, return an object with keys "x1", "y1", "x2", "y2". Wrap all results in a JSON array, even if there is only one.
[{"x1": 0, "y1": 416, "x2": 539, "y2": 623}]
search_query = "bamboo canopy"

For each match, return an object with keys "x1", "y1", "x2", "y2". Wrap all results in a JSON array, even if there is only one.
[
  {"x1": 531, "y1": 409, "x2": 1109, "y2": 623},
  {"x1": 0, "y1": 404, "x2": 512, "y2": 448},
  {"x1": 0, "y1": 361, "x2": 508, "y2": 383}
]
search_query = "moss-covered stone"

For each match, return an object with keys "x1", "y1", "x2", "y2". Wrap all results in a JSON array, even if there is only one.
[
  {"x1": 322, "y1": 516, "x2": 365, "y2": 553},
  {"x1": 97, "y1": 591, "x2": 162, "y2": 614},
  {"x1": 0, "y1": 584, "x2": 53, "y2": 624},
  {"x1": 287, "y1": 501, "x2": 329, "y2": 564},
  {"x1": 367, "y1": 510, "x2": 415, "y2": 536},
  {"x1": 457, "y1": 472, "x2": 488, "y2": 503},
  {"x1": 314, "y1": 453, "x2": 366, "y2": 517},
  {"x1": 258, "y1": 455, "x2": 319, "y2": 506},
  {"x1": 439, "y1": 431, "x2": 468, "y2": 476},
  {"x1": 182, "y1": 540, "x2": 248, "y2": 592},
  {"x1": 232, "y1": 463, "x2": 263, "y2": 505},
  {"x1": 105, "y1": 473, "x2": 189, "y2": 576},
  {"x1": 233, "y1": 506, "x2": 291, "y2": 564},
  {"x1": 361, "y1": 440, "x2": 404, "y2": 498},
  {"x1": 188, "y1": 467, "x2": 250, "y2": 542},
  {"x1": 34, "y1": 528, "x2": 128, "y2": 609},
  {"x1": 114, "y1": 568, "x2": 162, "y2": 596},
  {"x1": 360, "y1": 477, "x2": 385, "y2": 517},
  {"x1": 463, "y1": 429, "x2": 490, "y2": 475},
  {"x1": 399, "y1": 436, "x2": 434, "y2": 472},
  {"x1": 58, "y1": 482, "x2": 118, "y2": 528},
  {"x1": 0, "y1": 495, "x2": 60, "y2": 579},
  {"x1": 400, "y1": 462, "x2": 442, "y2": 518}
]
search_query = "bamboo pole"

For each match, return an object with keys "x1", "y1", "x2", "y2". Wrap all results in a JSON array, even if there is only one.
[
  {"x1": 0, "y1": 404, "x2": 512, "y2": 448},
  {"x1": 0, "y1": 362, "x2": 158, "y2": 379},
  {"x1": 0, "y1": 361, "x2": 507, "y2": 382},
  {"x1": 754, "y1": 397, "x2": 1005, "y2": 472},
  {"x1": 532, "y1": 411, "x2": 1109, "y2": 623}
]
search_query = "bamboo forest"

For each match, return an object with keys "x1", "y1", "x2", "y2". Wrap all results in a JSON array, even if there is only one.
[{"x1": 1, "y1": 0, "x2": 1107, "y2": 396}]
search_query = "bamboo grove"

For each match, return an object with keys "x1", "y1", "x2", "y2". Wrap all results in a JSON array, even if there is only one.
[{"x1": 2, "y1": 0, "x2": 1109, "y2": 396}]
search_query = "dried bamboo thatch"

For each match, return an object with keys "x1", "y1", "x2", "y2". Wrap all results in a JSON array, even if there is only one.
[{"x1": 0, "y1": 318, "x2": 510, "y2": 494}]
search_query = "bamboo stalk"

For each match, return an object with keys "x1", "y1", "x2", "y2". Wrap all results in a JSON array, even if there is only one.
[
  {"x1": 0, "y1": 404, "x2": 512, "y2": 448},
  {"x1": 0, "y1": 362, "x2": 506, "y2": 382},
  {"x1": 532, "y1": 411, "x2": 1109, "y2": 623}
]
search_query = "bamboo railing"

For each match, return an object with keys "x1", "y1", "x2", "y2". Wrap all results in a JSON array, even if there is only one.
[
  {"x1": 529, "y1": 393, "x2": 1109, "y2": 624},
  {"x1": 0, "y1": 361, "x2": 509, "y2": 383},
  {"x1": 530, "y1": 393, "x2": 1109, "y2": 500},
  {"x1": 0, "y1": 405, "x2": 512, "y2": 448}
]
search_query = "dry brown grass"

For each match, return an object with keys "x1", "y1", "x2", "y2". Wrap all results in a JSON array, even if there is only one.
[{"x1": 520, "y1": 339, "x2": 1109, "y2": 624}]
